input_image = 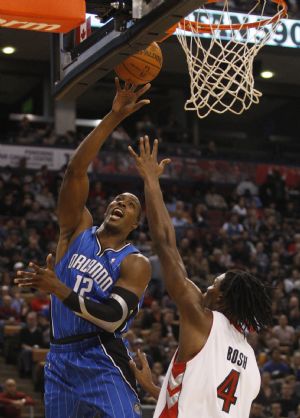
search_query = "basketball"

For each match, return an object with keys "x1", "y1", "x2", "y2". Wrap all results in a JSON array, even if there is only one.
[{"x1": 115, "y1": 42, "x2": 163, "y2": 85}]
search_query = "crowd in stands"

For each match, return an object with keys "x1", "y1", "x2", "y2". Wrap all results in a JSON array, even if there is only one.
[
  {"x1": 1, "y1": 121, "x2": 300, "y2": 417},
  {"x1": 4, "y1": 114, "x2": 300, "y2": 166}
]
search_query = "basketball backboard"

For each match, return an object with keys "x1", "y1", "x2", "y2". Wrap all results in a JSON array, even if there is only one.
[{"x1": 51, "y1": 0, "x2": 204, "y2": 100}]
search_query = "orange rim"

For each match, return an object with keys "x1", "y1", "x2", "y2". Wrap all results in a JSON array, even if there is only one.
[{"x1": 164, "y1": 0, "x2": 287, "y2": 35}]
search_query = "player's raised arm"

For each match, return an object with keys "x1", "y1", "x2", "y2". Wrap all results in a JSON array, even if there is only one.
[
  {"x1": 57, "y1": 80, "x2": 151, "y2": 252},
  {"x1": 128, "y1": 137, "x2": 204, "y2": 316}
]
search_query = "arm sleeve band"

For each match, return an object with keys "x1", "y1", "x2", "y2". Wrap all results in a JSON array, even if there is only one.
[{"x1": 62, "y1": 286, "x2": 139, "y2": 333}]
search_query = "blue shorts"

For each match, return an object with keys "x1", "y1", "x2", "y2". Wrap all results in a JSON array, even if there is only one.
[{"x1": 44, "y1": 335, "x2": 141, "y2": 418}]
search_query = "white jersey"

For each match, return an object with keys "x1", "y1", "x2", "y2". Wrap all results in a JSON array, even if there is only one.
[{"x1": 154, "y1": 311, "x2": 260, "y2": 418}]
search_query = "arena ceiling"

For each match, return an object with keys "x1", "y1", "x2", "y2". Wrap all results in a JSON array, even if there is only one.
[{"x1": 0, "y1": 26, "x2": 300, "y2": 131}]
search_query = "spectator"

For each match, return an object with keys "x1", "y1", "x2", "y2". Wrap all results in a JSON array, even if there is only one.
[
  {"x1": 148, "y1": 250, "x2": 164, "y2": 298},
  {"x1": 209, "y1": 248, "x2": 225, "y2": 275},
  {"x1": 279, "y1": 382, "x2": 298, "y2": 417},
  {"x1": 135, "y1": 114, "x2": 157, "y2": 138},
  {"x1": 30, "y1": 290, "x2": 50, "y2": 313},
  {"x1": 18, "y1": 311, "x2": 43, "y2": 377},
  {"x1": 256, "y1": 371, "x2": 279, "y2": 406},
  {"x1": 291, "y1": 351, "x2": 300, "y2": 381},
  {"x1": 221, "y1": 213, "x2": 244, "y2": 238},
  {"x1": 35, "y1": 186, "x2": 55, "y2": 209},
  {"x1": 262, "y1": 349, "x2": 291, "y2": 379},
  {"x1": 236, "y1": 177, "x2": 258, "y2": 197},
  {"x1": 0, "y1": 378, "x2": 34, "y2": 418},
  {"x1": 141, "y1": 301, "x2": 162, "y2": 329},
  {"x1": 161, "y1": 309, "x2": 179, "y2": 342},
  {"x1": 205, "y1": 186, "x2": 228, "y2": 210},
  {"x1": 192, "y1": 203, "x2": 207, "y2": 227},
  {"x1": 231, "y1": 239, "x2": 251, "y2": 267},
  {"x1": 25, "y1": 201, "x2": 49, "y2": 223},
  {"x1": 269, "y1": 402, "x2": 284, "y2": 418},
  {"x1": 144, "y1": 329, "x2": 165, "y2": 363},
  {"x1": 272, "y1": 314, "x2": 295, "y2": 349},
  {"x1": 110, "y1": 125, "x2": 131, "y2": 150},
  {"x1": 255, "y1": 242, "x2": 269, "y2": 274},
  {"x1": 232, "y1": 196, "x2": 248, "y2": 217},
  {"x1": 250, "y1": 402, "x2": 267, "y2": 418},
  {"x1": 134, "y1": 232, "x2": 152, "y2": 257},
  {"x1": 0, "y1": 296, "x2": 19, "y2": 321},
  {"x1": 171, "y1": 201, "x2": 191, "y2": 227}
]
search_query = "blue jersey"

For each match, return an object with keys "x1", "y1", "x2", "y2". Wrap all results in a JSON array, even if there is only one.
[{"x1": 52, "y1": 226, "x2": 141, "y2": 340}]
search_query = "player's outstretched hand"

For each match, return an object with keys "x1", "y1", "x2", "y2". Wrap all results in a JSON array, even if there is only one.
[
  {"x1": 129, "y1": 350, "x2": 161, "y2": 400},
  {"x1": 128, "y1": 135, "x2": 171, "y2": 180},
  {"x1": 112, "y1": 77, "x2": 151, "y2": 118},
  {"x1": 14, "y1": 254, "x2": 59, "y2": 293}
]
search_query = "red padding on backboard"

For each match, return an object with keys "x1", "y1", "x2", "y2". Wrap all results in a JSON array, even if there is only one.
[{"x1": 0, "y1": 0, "x2": 86, "y2": 33}]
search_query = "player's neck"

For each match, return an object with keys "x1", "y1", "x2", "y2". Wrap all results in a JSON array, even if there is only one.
[{"x1": 97, "y1": 226, "x2": 127, "y2": 251}]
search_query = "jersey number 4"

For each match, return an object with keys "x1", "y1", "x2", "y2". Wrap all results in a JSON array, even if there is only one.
[{"x1": 217, "y1": 369, "x2": 240, "y2": 413}]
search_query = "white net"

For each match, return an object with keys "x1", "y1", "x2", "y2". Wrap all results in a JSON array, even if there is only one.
[{"x1": 176, "y1": 0, "x2": 287, "y2": 118}]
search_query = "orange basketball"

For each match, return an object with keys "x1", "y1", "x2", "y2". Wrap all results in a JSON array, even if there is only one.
[{"x1": 115, "y1": 42, "x2": 163, "y2": 85}]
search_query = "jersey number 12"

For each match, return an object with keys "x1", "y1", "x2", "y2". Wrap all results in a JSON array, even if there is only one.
[
  {"x1": 217, "y1": 369, "x2": 240, "y2": 413},
  {"x1": 73, "y1": 274, "x2": 93, "y2": 297}
]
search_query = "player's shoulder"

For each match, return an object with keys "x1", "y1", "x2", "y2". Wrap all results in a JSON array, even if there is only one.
[
  {"x1": 121, "y1": 252, "x2": 151, "y2": 280},
  {"x1": 122, "y1": 252, "x2": 151, "y2": 269}
]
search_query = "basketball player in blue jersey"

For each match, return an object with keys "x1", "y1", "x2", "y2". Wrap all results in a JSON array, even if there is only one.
[{"x1": 15, "y1": 79, "x2": 152, "y2": 418}]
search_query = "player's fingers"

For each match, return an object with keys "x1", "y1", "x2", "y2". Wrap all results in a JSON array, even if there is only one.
[
  {"x1": 136, "y1": 83, "x2": 151, "y2": 98},
  {"x1": 125, "y1": 80, "x2": 131, "y2": 90},
  {"x1": 129, "y1": 360, "x2": 140, "y2": 376},
  {"x1": 18, "y1": 283, "x2": 35, "y2": 288},
  {"x1": 137, "y1": 350, "x2": 148, "y2": 368},
  {"x1": 15, "y1": 270, "x2": 36, "y2": 278},
  {"x1": 29, "y1": 262, "x2": 44, "y2": 274},
  {"x1": 128, "y1": 145, "x2": 138, "y2": 159},
  {"x1": 139, "y1": 137, "x2": 146, "y2": 157},
  {"x1": 152, "y1": 138, "x2": 159, "y2": 160},
  {"x1": 132, "y1": 99, "x2": 150, "y2": 112},
  {"x1": 115, "y1": 77, "x2": 121, "y2": 91},
  {"x1": 46, "y1": 253, "x2": 55, "y2": 271},
  {"x1": 160, "y1": 158, "x2": 171, "y2": 169},
  {"x1": 144, "y1": 135, "x2": 151, "y2": 155},
  {"x1": 14, "y1": 277, "x2": 37, "y2": 285}
]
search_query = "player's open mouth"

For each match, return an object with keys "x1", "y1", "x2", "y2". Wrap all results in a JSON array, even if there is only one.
[{"x1": 110, "y1": 208, "x2": 124, "y2": 220}]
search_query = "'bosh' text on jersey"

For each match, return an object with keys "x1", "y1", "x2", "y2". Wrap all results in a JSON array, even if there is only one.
[
  {"x1": 68, "y1": 253, "x2": 113, "y2": 291},
  {"x1": 227, "y1": 346, "x2": 248, "y2": 369}
]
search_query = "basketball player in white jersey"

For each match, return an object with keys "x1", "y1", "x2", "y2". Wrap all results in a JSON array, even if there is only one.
[{"x1": 128, "y1": 137, "x2": 273, "y2": 418}]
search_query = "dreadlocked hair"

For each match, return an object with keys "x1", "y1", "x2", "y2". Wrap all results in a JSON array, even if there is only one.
[{"x1": 219, "y1": 269, "x2": 273, "y2": 334}]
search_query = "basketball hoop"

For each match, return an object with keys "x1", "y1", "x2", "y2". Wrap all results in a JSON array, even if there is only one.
[{"x1": 164, "y1": 0, "x2": 287, "y2": 118}]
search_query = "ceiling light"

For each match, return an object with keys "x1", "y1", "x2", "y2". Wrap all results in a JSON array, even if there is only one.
[
  {"x1": 2, "y1": 46, "x2": 16, "y2": 55},
  {"x1": 260, "y1": 70, "x2": 274, "y2": 79}
]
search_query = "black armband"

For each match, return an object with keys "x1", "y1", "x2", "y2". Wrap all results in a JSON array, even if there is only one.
[{"x1": 63, "y1": 286, "x2": 139, "y2": 333}]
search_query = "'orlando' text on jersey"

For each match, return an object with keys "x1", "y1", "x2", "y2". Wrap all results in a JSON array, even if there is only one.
[{"x1": 51, "y1": 226, "x2": 141, "y2": 339}]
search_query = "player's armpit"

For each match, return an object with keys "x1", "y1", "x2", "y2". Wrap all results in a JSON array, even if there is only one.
[
  {"x1": 62, "y1": 286, "x2": 139, "y2": 333},
  {"x1": 56, "y1": 207, "x2": 93, "y2": 263}
]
